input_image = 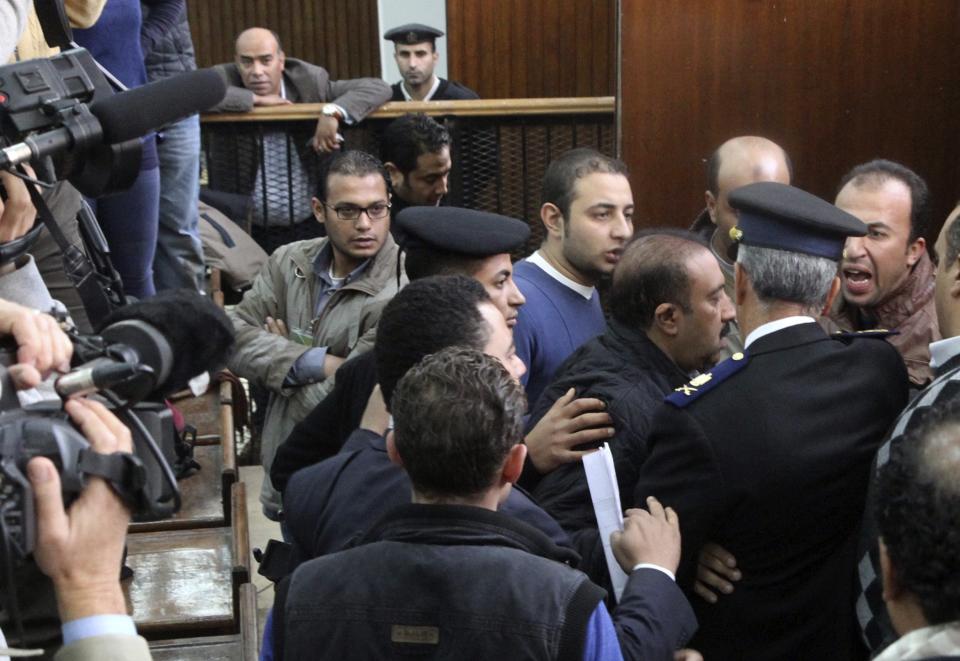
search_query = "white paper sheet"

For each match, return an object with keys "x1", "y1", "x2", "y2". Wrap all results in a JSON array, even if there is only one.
[{"x1": 583, "y1": 443, "x2": 628, "y2": 602}]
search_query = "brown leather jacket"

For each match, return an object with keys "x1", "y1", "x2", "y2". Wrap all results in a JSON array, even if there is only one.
[{"x1": 828, "y1": 250, "x2": 940, "y2": 387}]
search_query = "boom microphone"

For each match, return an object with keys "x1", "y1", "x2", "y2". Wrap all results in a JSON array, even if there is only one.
[
  {"x1": 90, "y1": 69, "x2": 227, "y2": 144},
  {"x1": 62, "y1": 289, "x2": 236, "y2": 402},
  {"x1": 0, "y1": 69, "x2": 227, "y2": 171}
]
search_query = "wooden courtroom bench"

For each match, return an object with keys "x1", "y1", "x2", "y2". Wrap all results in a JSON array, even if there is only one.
[
  {"x1": 128, "y1": 444, "x2": 225, "y2": 533},
  {"x1": 148, "y1": 582, "x2": 259, "y2": 660},
  {"x1": 124, "y1": 481, "x2": 252, "y2": 639},
  {"x1": 164, "y1": 375, "x2": 241, "y2": 521},
  {"x1": 171, "y1": 388, "x2": 222, "y2": 442}
]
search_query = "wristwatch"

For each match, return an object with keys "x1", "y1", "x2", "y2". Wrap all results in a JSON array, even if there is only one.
[{"x1": 321, "y1": 104, "x2": 343, "y2": 121}]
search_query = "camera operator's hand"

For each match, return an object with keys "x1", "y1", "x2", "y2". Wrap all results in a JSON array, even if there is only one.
[
  {"x1": 0, "y1": 166, "x2": 38, "y2": 244},
  {"x1": 27, "y1": 398, "x2": 133, "y2": 622},
  {"x1": 0, "y1": 298, "x2": 72, "y2": 388}
]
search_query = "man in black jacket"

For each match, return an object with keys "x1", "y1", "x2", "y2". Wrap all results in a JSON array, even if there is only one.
[
  {"x1": 529, "y1": 230, "x2": 735, "y2": 587},
  {"x1": 381, "y1": 113, "x2": 452, "y2": 219},
  {"x1": 633, "y1": 182, "x2": 910, "y2": 660},
  {"x1": 272, "y1": 347, "x2": 696, "y2": 661}
]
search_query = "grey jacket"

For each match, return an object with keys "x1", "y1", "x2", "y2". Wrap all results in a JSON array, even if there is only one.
[
  {"x1": 227, "y1": 234, "x2": 403, "y2": 515},
  {"x1": 211, "y1": 57, "x2": 390, "y2": 121}
]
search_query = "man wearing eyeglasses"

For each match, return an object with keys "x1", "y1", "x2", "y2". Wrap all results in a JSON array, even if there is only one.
[{"x1": 227, "y1": 150, "x2": 403, "y2": 520}]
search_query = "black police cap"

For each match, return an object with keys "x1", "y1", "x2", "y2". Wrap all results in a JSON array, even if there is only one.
[
  {"x1": 384, "y1": 23, "x2": 444, "y2": 45},
  {"x1": 395, "y1": 206, "x2": 529, "y2": 257},
  {"x1": 728, "y1": 182, "x2": 866, "y2": 260}
]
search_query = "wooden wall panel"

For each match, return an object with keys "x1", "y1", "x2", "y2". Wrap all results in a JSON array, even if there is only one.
[
  {"x1": 619, "y1": 1, "x2": 960, "y2": 236},
  {"x1": 186, "y1": 0, "x2": 381, "y2": 79},
  {"x1": 446, "y1": 0, "x2": 616, "y2": 98}
]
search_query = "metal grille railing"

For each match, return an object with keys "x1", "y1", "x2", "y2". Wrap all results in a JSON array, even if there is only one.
[{"x1": 200, "y1": 100, "x2": 615, "y2": 256}]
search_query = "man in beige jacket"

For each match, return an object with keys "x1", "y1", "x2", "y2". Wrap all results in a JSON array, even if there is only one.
[{"x1": 227, "y1": 150, "x2": 403, "y2": 519}]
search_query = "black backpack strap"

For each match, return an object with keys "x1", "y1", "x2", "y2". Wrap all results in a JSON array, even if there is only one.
[{"x1": 18, "y1": 164, "x2": 118, "y2": 327}]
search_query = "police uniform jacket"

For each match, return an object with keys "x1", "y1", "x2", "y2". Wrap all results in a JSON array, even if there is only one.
[
  {"x1": 633, "y1": 321, "x2": 909, "y2": 661},
  {"x1": 390, "y1": 77, "x2": 479, "y2": 101}
]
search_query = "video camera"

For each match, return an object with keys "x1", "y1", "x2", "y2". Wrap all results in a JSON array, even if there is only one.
[
  {"x1": 0, "y1": 39, "x2": 226, "y2": 320},
  {"x1": 0, "y1": 48, "x2": 142, "y2": 198},
  {"x1": 0, "y1": 288, "x2": 235, "y2": 647}
]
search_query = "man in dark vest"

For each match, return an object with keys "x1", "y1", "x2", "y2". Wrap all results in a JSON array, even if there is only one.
[
  {"x1": 633, "y1": 182, "x2": 909, "y2": 660},
  {"x1": 271, "y1": 346, "x2": 697, "y2": 660}
]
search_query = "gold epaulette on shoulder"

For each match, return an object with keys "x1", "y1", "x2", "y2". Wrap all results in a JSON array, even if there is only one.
[{"x1": 665, "y1": 351, "x2": 749, "y2": 408}]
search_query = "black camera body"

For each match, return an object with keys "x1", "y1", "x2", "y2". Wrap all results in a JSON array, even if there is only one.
[
  {"x1": 0, "y1": 332, "x2": 181, "y2": 564},
  {"x1": 0, "y1": 48, "x2": 141, "y2": 197}
]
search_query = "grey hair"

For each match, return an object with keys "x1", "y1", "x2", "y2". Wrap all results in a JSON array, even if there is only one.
[{"x1": 736, "y1": 244, "x2": 837, "y2": 312}]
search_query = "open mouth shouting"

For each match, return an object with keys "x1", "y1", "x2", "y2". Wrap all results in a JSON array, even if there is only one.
[{"x1": 842, "y1": 263, "x2": 874, "y2": 297}]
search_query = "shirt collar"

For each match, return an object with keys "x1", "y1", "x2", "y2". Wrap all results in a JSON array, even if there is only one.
[
  {"x1": 929, "y1": 335, "x2": 960, "y2": 369},
  {"x1": 280, "y1": 79, "x2": 287, "y2": 100},
  {"x1": 401, "y1": 75, "x2": 441, "y2": 101},
  {"x1": 872, "y1": 622, "x2": 960, "y2": 661},
  {"x1": 313, "y1": 242, "x2": 370, "y2": 286},
  {"x1": 743, "y1": 316, "x2": 816, "y2": 349},
  {"x1": 526, "y1": 250, "x2": 595, "y2": 300}
]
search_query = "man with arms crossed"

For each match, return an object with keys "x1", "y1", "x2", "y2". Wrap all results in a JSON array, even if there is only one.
[{"x1": 228, "y1": 151, "x2": 401, "y2": 520}]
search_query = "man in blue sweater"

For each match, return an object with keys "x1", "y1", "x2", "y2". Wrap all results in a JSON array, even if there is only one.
[{"x1": 514, "y1": 148, "x2": 634, "y2": 409}]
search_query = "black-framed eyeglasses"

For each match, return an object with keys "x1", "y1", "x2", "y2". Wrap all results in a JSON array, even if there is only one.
[{"x1": 321, "y1": 201, "x2": 391, "y2": 221}]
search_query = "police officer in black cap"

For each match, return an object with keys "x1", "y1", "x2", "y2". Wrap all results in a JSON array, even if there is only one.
[
  {"x1": 383, "y1": 23, "x2": 479, "y2": 101},
  {"x1": 632, "y1": 182, "x2": 910, "y2": 661}
]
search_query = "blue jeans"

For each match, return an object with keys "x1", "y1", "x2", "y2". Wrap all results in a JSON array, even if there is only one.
[
  {"x1": 87, "y1": 164, "x2": 160, "y2": 300},
  {"x1": 154, "y1": 114, "x2": 205, "y2": 291}
]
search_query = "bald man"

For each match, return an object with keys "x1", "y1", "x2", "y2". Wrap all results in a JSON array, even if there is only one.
[
  {"x1": 691, "y1": 136, "x2": 793, "y2": 356},
  {"x1": 210, "y1": 28, "x2": 391, "y2": 250},
  {"x1": 212, "y1": 28, "x2": 390, "y2": 151}
]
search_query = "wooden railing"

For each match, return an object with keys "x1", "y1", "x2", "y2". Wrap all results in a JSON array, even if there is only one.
[
  {"x1": 200, "y1": 97, "x2": 616, "y2": 255},
  {"x1": 201, "y1": 97, "x2": 616, "y2": 121}
]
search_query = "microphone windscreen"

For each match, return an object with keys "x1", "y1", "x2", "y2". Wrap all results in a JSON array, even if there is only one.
[
  {"x1": 99, "y1": 289, "x2": 236, "y2": 397},
  {"x1": 90, "y1": 69, "x2": 227, "y2": 144}
]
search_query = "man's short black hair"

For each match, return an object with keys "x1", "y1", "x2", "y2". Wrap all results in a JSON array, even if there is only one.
[
  {"x1": 608, "y1": 229, "x2": 707, "y2": 329},
  {"x1": 876, "y1": 398, "x2": 960, "y2": 626},
  {"x1": 391, "y1": 347, "x2": 526, "y2": 499},
  {"x1": 541, "y1": 147, "x2": 628, "y2": 221},
  {"x1": 381, "y1": 113, "x2": 451, "y2": 175},
  {"x1": 315, "y1": 150, "x2": 391, "y2": 201},
  {"x1": 837, "y1": 159, "x2": 932, "y2": 243},
  {"x1": 374, "y1": 275, "x2": 491, "y2": 406}
]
